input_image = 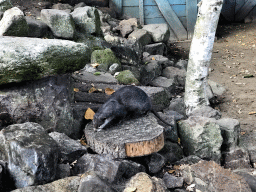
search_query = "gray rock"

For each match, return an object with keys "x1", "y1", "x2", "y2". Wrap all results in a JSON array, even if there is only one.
[
  {"x1": 175, "y1": 59, "x2": 188, "y2": 70},
  {"x1": 118, "y1": 18, "x2": 138, "y2": 37},
  {"x1": 56, "y1": 164, "x2": 70, "y2": 180},
  {"x1": 166, "y1": 97, "x2": 186, "y2": 116},
  {"x1": 0, "y1": 0, "x2": 12, "y2": 12},
  {"x1": 175, "y1": 155, "x2": 202, "y2": 165},
  {"x1": 0, "y1": 7, "x2": 28, "y2": 36},
  {"x1": 0, "y1": 75, "x2": 83, "y2": 139},
  {"x1": 128, "y1": 29, "x2": 152, "y2": 46},
  {"x1": 143, "y1": 54, "x2": 174, "y2": 68},
  {"x1": 41, "y1": 9, "x2": 75, "y2": 39},
  {"x1": 145, "y1": 153, "x2": 165, "y2": 174},
  {"x1": 208, "y1": 80, "x2": 226, "y2": 96},
  {"x1": 74, "y1": 2, "x2": 86, "y2": 9},
  {"x1": 234, "y1": 169, "x2": 256, "y2": 192},
  {"x1": 156, "y1": 112, "x2": 178, "y2": 142},
  {"x1": 215, "y1": 118, "x2": 240, "y2": 151},
  {"x1": 52, "y1": 3, "x2": 74, "y2": 12},
  {"x1": 72, "y1": 154, "x2": 145, "y2": 183},
  {"x1": 143, "y1": 24, "x2": 170, "y2": 42},
  {"x1": 72, "y1": 70, "x2": 118, "y2": 84},
  {"x1": 109, "y1": 63, "x2": 121, "y2": 75},
  {"x1": 151, "y1": 76, "x2": 176, "y2": 94},
  {"x1": 25, "y1": 16, "x2": 49, "y2": 38},
  {"x1": 104, "y1": 34, "x2": 121, "y2": 43},
  {"x1": 122, "y1": 65, "x2": 141, "y2": 81},
  {"x1": 159, "y1": 141, "x2": 183, "y2": 164},
  {"x1": 162, "y1": 66, "x2": 186, "y2": 87},
  {"x1": 180, "y1": 160, "x2": 252, "y2": 191},
  {"x1": 144, "y1": 42, "x2": 166, "y2": 55},
  {"x1": 223, "y1": 147, "x2": 251, "y2": 170},
  {"x1": 111, "y1": 38, "x2": 142, "y2": 66},
  {"x1": 78, "y1": 171, "x2": 115, "y2": 192},
  {"x1": 178, "y1": 116, "x2": 223, "y2": 163},
  {"x1": 11, "y1": 176, "x2": 81, "y2": 192},
  {"x1": 49, "y1": 132, "x2": 88, "y2": 163},
  {"x1": 124, "y1": 172, "x2": 168, "y2": 192},
  {"x1": 189, "y1": 105, "x2": 222, "y2": 120},
  {"x1": 141, "y1": 60, "x2": 162, "y2": 85},
  {"x1": 0, "y1": 122, "x2": 59, "y2": 188},
  {"x1": 84, "y1": 63, "x2": 97, "y2": 73},
  {"x1": 0, "y1": 11, "x2": 3, "y2": 20},
  {"x1": 0, "y1": 36, "x2": 90, "y2": 85},
  {"x1": 71, "y1": 6, "x2": 101, "y2": 36},
  {"x1": 163, "y1": 173, "x2": 183, "y2": 189}
]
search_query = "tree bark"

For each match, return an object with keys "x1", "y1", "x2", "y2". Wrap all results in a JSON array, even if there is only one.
[{"x1": 184, "y1": 0, "x2": 223, "y2": 115}]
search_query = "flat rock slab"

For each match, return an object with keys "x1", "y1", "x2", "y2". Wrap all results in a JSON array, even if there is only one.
[{"x1": 84, "y1": 114, "x2": 164, "y2": 158}]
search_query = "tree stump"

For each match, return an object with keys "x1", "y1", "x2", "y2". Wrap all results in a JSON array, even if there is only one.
[{"x1": 84, "y1": 114, "x2": 164, "y2": 158}]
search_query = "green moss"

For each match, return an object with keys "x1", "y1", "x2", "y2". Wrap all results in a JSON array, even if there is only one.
[
  {"x1": 94, "y1": 72, "x2": 101, "y2": 76},
  {"x1": 91, "y1": 48, "x2": 120, "y2": 72},
  {"x1": 115, "y1": 70, "x2": 139, "y2": 85}
]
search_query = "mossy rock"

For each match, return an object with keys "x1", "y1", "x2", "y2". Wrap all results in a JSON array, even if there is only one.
[
  {"x1": 115, "y1": 70, "x2": 139, "y2": 85},
  {"x1": 91, "y1": 48, "x2": 121, "y2": 72}
]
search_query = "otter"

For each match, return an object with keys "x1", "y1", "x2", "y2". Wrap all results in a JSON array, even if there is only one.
[{"x1": 93, "y1": 86, "x2": 172, "y2": 131}]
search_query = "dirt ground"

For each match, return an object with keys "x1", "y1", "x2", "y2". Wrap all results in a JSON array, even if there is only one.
[{"x1": 173, "y1": 22, "x2": 256, "y2": 136}]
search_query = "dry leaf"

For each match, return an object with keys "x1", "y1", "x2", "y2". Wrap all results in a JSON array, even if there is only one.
[
  {"x1": 89, "y1": 87, "x2": 97, "y2": 93},
  {"x1": 152, "y1": 57, "x2": 155, "y2": 60},
  {"x1": 240, "y1": 131, "x2": 246, "y2": 135},
  {"x1": 105, "y1": 88, "x2": 115, "y2": 95},
  {"x1": 84, "y1": 108, "x2": 95, "y2": 120},
  {"x1": 168, "y1": 170, "x2": 175, "y2": 174},
  {"x1": 91, "y1": 63, "x2": 100, "y2": 68},
  {"x1": 74, "y1": 88, "x2": 79, "y2": 92},
  {"x1": 249, "y1": 111, "x2": 256, "y2": 115},
  {"x1": 80, "y1": 138, "x2": 87, "y2": 146}
]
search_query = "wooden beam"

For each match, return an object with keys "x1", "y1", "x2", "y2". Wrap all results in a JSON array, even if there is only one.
[
  {"x1": 186, "y1": 0, "x2": 197, "y2": 39},
  {"x1": 154, "y1": 0, "x2": 187, "y2": 40},
  {"x1": 139, "y1": 0, "x2": 144, "y2": 25},
  {"x1": 111, "y1": 0, "x2": 123, "y2": 16},
  {"x1": 235, "y1": 0, "x2": 256, "y2": 21}
]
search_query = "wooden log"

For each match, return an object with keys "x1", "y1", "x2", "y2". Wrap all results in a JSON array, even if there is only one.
[
  {"x1": 84, "y1": 114, "x2": 164, "y2": 158},
  {"x1": 74, "y1": 92, "x2": 109, "y2": 103}
]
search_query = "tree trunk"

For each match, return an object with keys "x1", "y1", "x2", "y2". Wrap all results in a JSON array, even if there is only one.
[{"x1": 184, "y1": 0, "x2": 223, "y2": 115}]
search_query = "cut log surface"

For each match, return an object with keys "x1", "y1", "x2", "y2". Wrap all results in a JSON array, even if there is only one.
[{"x1": 84, "y1": 114, "x2": 164, "y2": 158}]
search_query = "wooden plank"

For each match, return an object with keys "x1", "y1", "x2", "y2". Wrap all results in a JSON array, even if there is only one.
[
  {"x1": 186, "y1": 0, "x2": 197, "y2": 39},
  {"x1": 123, "y1": 7, "x2": 140, "y2": 18},
  {"x1": 112, "y1": 0, "x2": 123, "y2": 16},
  {"x1": 221, "y1": 0, "x2": 236, "y2": 21},
  {"x1": 139, "y1": 0, "x2": 144, "y2": 25},
  {"x1": 154, "y1": 0, "x2": 187, "y2": 40},
  {"x1": 235, "y1": 0, "x2": 256, "y2": 21},
  {"x1": 144, "y1": 5, "x2": 186, "y2": 19},
  {"x1": 123, "y1": 0, "x2": 185, "y2": 6}
]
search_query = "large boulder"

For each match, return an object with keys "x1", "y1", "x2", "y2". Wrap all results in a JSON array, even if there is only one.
[
  {"x1": 0, "y1": 122, "x2": 59, "y2": 188},
  {"x1": 178, "y1": 116, "x2": 223, "y2": 163},
  {"x1": 41, "y1": 9, "x2": 75, "y2": 39},
  {"x1": 180, "y1": 160, "x2": 252, "y2": 191},
  {"x1": 0, "y1": 7, "x2": 28, "y2": 36},
  {"x1": 0, "y1": 75, "x2": 83, "y2": 139},
  {"x1": 0, "y1": 36, "x2": 90, "y2": 85},
  {"x1": 71, "y1": 6, "x2": 102, "y2": 36}
]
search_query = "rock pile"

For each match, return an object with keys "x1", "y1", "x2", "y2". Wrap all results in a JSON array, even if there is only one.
[{"x1": 0, "y1": 0, "x2": 255, "y2": 191}]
